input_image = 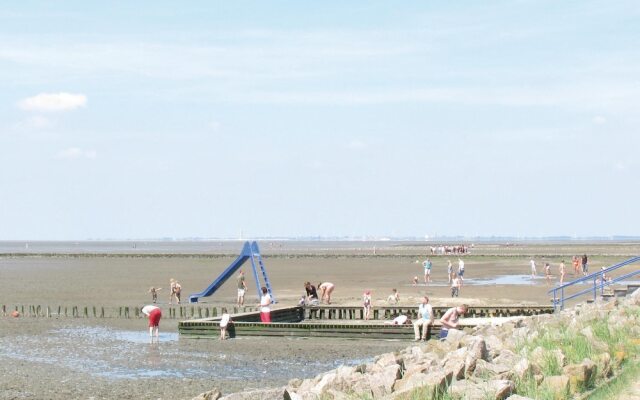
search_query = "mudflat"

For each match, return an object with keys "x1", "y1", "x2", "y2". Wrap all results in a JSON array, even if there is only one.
[{"x1": 1, "y1": 241, "x2": 638, "y2": 399}]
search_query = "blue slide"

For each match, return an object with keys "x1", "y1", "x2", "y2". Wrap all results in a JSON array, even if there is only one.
[{"x1": 189, "y1": 242, "x2": 253, "y2": 303}]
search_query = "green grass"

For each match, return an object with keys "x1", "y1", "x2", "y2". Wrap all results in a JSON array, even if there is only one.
[{"x1": 587, "y1": 357, "x2": 640, "y2": 400}]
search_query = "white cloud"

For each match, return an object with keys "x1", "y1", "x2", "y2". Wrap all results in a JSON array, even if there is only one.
[
  {"x1": 19, "y1": 92, "x2": 87, "y2": 112},
  {"x1": 593, "y1": 115, "x2": 607, "y2": 124},
  {"x1": 55, "y1": 147, "x2": 97, "y2": 160}
]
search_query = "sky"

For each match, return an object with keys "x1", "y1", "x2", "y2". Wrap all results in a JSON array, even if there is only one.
[{"x1": 1, "y1": 1, "x2": 639, "y2": 240}]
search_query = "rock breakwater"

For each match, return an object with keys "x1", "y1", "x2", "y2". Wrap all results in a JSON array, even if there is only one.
[{"x1": 194, "y1": 290, "x2": 640, "y2": 400}]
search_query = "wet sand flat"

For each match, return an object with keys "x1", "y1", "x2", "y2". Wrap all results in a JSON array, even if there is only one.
[{"x1": 0, "y1": 242, "x2": 638, "y2": 399}]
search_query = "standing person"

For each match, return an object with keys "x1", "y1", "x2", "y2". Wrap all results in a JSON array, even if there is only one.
[
  {"x1": 439, "y1": 304, "x2": 468, "y2": 339},
  {"x1": 457, "y1": 258, "x2": 465, "y2": 286},
  {"x1": 423, "y1": 258, "x2": 432, "y2": 284},
  {"x1": 572, "y1": 256, "x2": 580, "y2": 275},
  {"x1": 236, "y1": 270, "x2": 247, "y2": 306},
  {"x1": 304, "y1": 282, "x2": 319, "y2": 305},
  {"x1": 148, "y1": 287, "x2": 162, "y2": 304},
  {"x1": 259, "y1": 287, "x2": 272, "y2": 323},
  {"x1": 169, "y1": 279, "x2": 177, "y2": 304},
  {"x1": 530, "y1": 258, "x2": 537, "y2": 278},
  {"x1": 219, "y1": 307, "x2": 231, "y2": 340},
  {"x1": 582, "y1": 254, "x2": 589, "y2": 275},
  {"x1": 544, "y1": 262, "x2": 551, "y2": 284},
  {"x1": 413, "y1": 296, "x2": 433, "y2": 341},
  {"x1": 447, "y1": 260, "x2": 453, "y2": 284},
  {"x1": 363, "y1": 290, "x2": 372, "y2": 320},
  {"x1": 318, "y1": 282, "x2": 335, "y2": 304},
  {"x1": 451, "y1": 273, "x2": 461, "y2": 297},
  {"x1": 559, "y1": 260, "x2": 566, "y2": 285},
  {"x1": 141, "y1": 304, "x2": 162, "y2": 338},
  {"x1": 387, "y1": 288, "x2": 400, "y2": 304},
  {"x1": 173, "y1": 280, "x2": 182, "y2": 304}
]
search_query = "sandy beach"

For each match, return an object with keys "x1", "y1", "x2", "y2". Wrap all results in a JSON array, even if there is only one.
[{"x1": 1, "y1": 241, "x2": 638, "y2": 399}]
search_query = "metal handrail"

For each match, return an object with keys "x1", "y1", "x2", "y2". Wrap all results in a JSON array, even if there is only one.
[{"x1": 548, "y1": 256, "x2": 640, "y2": 310}]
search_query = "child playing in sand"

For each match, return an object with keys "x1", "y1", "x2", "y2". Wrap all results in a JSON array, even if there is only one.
[
  {"x1": 387, "y1": 288, "x2": 400, "y2": 304},
  {"x1": 219, "y1": 307, "x2": 231, "y2": 340},
  {"x1": 412, "y1": 276, "x2": 419, "y2": 286},
  {"x1": 148, "y1": 287, "x2": 162, "y2": 303},
  {"x1": 559, "y1": 260, "x2": 566, "y2": 285},
  {"x1": 363, "y1": 290, "x2": 372, "y2": 320},
  {"x1": 451, "y1": 273, "x2": 461, "y2": 297}
]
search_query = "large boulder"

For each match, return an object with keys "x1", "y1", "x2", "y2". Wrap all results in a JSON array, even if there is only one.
[
  {"x1": 448, "y1": 379, "x2": 514, "y2": 400},
  {"x1": 192, "y1": 388, "x2": 222, "y2": 400},
  {"x1": 541, "y1": 375, "x2": 569, "y2": 399},
  {"x1": 484, "y1": 335, "x2": 504, "y2": 360},
  {"x1": 444, "y1": 328, "x2": 467, "y2": 346},
  {"x1": 512, "y1": 358, "x2": 533, "y2": 380},
  {"x1": 392, "y1": 370, "x2": 449, "y2": 397},
  {"x1": 219, "y1": 387, "x2": 284, "y2": 400},
  {"x1": 473, "y1": 359, "x2": 511, "y2": 380}
]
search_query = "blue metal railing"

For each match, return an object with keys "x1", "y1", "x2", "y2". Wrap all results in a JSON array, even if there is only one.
[{"x1": 548, "y1": 256, "x2": 640, "y2": 310}]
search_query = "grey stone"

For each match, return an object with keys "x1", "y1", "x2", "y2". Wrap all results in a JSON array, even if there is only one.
[
  {"x1": 192, "y1": 388, "x2": 222, "y2": 400},
  {"x1": 219, "y1": 387, "x2": 284, "y2": 400},
  {"x1": 542, "y1": 375, "x2": 569, "y2": 398}
]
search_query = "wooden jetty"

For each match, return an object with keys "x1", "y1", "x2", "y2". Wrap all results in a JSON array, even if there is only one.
[{"x1": 179, "y1": 305, "x2": 553, "y2": 340}]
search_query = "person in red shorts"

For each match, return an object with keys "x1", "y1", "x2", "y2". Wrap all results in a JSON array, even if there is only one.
[
  {"x1": 142, "y1": 305, "x2": 162, "y2": 338},
  {"x1": 259, "y1": 287, "x2": 272, "y2": 323}
]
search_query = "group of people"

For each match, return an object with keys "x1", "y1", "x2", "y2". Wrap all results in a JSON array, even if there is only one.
[
  {"x1": 429, "y1": 245, "x2": 470, "y2": 255},
  {"x1": 148, "y1": 278, "x2": 182, "y2": 305},
  {"x1": 400, "y1": 296, "x2": 468, "y2": 341},
  {"x1": 419, "y1": 258, "x2": 466, "y2": 285},
  {"x1": 529, "y1": 254, "x2": 591, "y2": 285},
  {"x1": 303, "y1": 281, "x2": 335, "y2": 305},
  {"x1": 413, "y1": 258, "x2": 464, "y2": 298}
]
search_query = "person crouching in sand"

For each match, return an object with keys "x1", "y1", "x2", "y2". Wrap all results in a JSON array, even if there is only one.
[
  {"x1": 141, "y1": 305, "x2": 162, "y2": 339},
  {"x1": 318, "y1": 282, "x2": 335, "y2": 304}
]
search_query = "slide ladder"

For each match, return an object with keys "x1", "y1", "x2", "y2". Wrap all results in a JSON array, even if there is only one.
[
  {"x1": 252, "y1": 241, "x2": 276, "y2": 303},
  {"x1": 188, "y1": 241, "x2": 276, "y2": 303}
]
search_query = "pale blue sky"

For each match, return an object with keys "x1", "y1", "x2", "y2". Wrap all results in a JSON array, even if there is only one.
[{"x1": 1, "y1": 1, "x2": 638, "y2": 240}]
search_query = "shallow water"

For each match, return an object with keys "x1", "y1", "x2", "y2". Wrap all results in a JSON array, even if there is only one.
[
  {"x1": 408, "y1": 274, "x2": 540, "y2": 287},
  {"x1": 0, "y1": 325, "x2": 373, "y2": 381}
]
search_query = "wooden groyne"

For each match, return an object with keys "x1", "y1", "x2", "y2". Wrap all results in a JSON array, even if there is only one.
[
  {"x1": 179, "y1": 305, "x2": 553, "y2": 340},
  {"x1": 1, "y1": 304, "x2": 256, "y2": 319},
  {"x1": 301, "y1": 305, "x2": 553, "y2": 321}
]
